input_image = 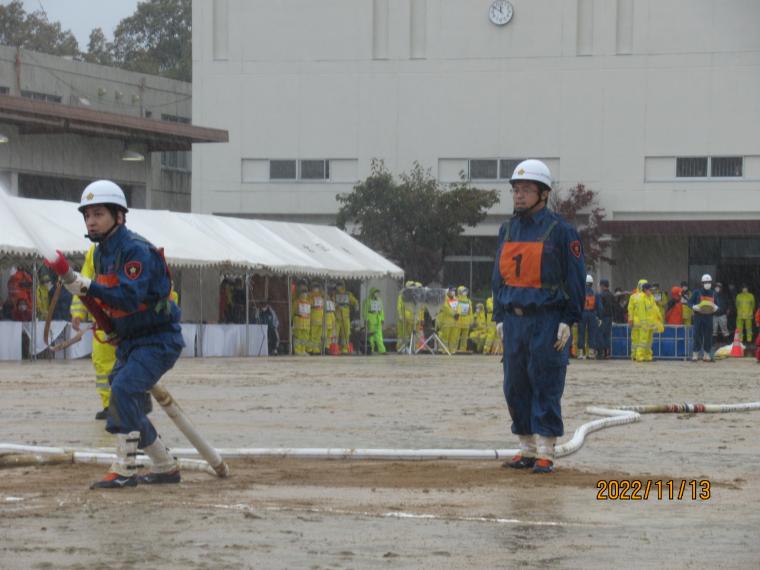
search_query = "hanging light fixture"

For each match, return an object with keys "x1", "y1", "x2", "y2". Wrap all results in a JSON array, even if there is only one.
[
  {"x1": 120, "y1": 142, "x2": 144, "y2": 162},
  {"x1": 0, "y1": 133, "x2": 8, "y2": 144}
]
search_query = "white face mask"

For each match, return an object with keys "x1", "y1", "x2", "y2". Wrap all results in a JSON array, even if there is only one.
[
  {"x1": 703, "y1": 283, "x2": 712, "y2": 290},
  {"x1": 743, "y1": 288, "x2": 749, "y2": 293},
  {"x1": 714, "y1": 287, "x2": 721, "y2": 293}
]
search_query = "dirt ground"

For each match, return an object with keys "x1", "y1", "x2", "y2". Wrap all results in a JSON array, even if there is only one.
[{"x1": 1, "y1": 354, "x2": 759, "y2": 569}]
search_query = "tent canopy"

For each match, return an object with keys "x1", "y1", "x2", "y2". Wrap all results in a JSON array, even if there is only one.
[{"x1": 0, "y1": 195, "x2": 404, "y2": 280}]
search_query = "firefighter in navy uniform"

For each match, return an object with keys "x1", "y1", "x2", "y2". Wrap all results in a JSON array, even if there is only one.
[
  {"x1": 63, "y1": 180, "x2": 185, "y2": 489},
  {"x1": 491, "y1": 160, "x2": 586, "y2": 474}
]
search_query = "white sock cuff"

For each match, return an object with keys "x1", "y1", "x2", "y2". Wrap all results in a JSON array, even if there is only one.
[
  {"x1": 143, "y1": 437, "x2": 177, "y2": 473},
  {"x1": 518, "y1": 434, "x2": 537, "y2": 456}
]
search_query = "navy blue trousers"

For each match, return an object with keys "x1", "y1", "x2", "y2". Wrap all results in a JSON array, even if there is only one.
[{"x1": 502, "y1": 309, "x2": 569, "y2": 437}]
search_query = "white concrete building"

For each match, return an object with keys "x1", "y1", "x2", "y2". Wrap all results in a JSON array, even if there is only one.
[{"x1": 192, "y1": 0, "x2": 760, "y2": 293}]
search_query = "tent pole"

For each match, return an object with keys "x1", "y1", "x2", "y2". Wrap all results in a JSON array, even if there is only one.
[
  {"x1": 245, "y1": 271, "x2": 250, "y2": 357},
  {"x1": 31, "y1": 260, "x2": 37, "y2": 362},
  {"x1": 321, "y1": 278, "x2": 327, "y2": 356},
  {"x1": 198, "y1": 268, "x2": 204, "y2": 357},
  {"x1": 287, "y1": 275, "x2": 293, "y2": 356}
]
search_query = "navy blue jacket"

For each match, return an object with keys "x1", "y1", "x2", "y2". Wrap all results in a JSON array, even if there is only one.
[
  {"x1": 88, "y1": 225, "x2": 182, "y2": 340},
  {"x1": 491, "y1": 207, "x2": 586, "y2": 326}
]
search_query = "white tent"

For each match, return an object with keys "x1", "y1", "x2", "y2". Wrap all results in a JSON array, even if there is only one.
[{"x1": 0, "y1": 195, "x2": 404, "y2": 280}]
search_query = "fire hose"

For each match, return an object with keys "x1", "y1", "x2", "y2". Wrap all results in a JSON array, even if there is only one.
[{"x1": 3, "y1": 401, "x2": 758, "y2": 464}]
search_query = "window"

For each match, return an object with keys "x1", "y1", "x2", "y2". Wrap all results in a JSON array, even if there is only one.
[
  {"x1": 270, "y1": 160, "x2": 297, "y2": 180},
  {"x1": 161, "y1": 151, "x2": 191, "y2": 172},
  {"x1": 300, "y1": 159, "x2": 330, "y2": 180},
  {"x1": 0, "y1": 86, "x2": 9, "y2": 95},
  {"x1": 161, "y1": 113, "x2": 191, "y2": 124},
  {"x1": 711, "y1": 156, "x2": 742, "y2": 177},
  {"x1": 469, "y1": 159, "x2": 498, "y2": 180},
  {"x1": 676, "y1": 157, "x2": 708, "y2": 178},
  {"x1": 499, "y1": 159, "x2": 524, "y2": 180},
  {"x1": 21, "y1": 90, "x2": 61, "y2": 103}
]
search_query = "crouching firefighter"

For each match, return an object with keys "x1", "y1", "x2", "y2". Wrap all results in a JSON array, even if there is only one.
[
  {"x1": 63, "y1": 180, "x2": 185, "y2": 489},
  {"x1": 492, "y1": 160, "x2": 586, "y2": 474}
]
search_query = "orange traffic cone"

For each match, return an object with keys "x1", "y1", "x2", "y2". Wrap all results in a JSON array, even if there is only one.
[
  {"x1": 730, "y1": 329, "x2": 744, "y2": 357},
  {"x1": 328, "y1": 340, "x2": 340, "y2": 355}
]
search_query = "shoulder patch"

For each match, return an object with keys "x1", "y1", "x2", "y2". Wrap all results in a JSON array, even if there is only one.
[
  {"x1": 124, "y1": 260, "x2": 143, "y2": 280},
  {"x1": 570, "y1": 240, "x2": 582, "y2": 259}
]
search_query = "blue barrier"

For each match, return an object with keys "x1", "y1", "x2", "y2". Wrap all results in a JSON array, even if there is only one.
[{"x1": 610, "y1": 324, "x2": 693, "y2": 360}]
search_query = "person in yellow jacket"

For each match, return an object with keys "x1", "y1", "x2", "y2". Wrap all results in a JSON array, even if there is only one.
[
  {"x1": 308, "y1": 282, "x2": 325, "y2": 354},
  {"x1": 469, "y1": 302, "x2": 487, "y2": 353},
  {"x1": 627, "y1": 279, "x2": 646, "y2": 360},
  {"x1": 35, "y1": 270, "x2": 53, "y2": 319},
  {"x1": 362, "y1": 287, "x2": 386, "y2": 354},
  {"x1": 397, "y1": 280, "x2": 417, "y2": 353},
  {"x1": 629, "y1": 282, "x2": 662, "y2": 361},
  {"x1": 483, "y1": 296, "x2": 498, "y2": 354},
  {"x1": 70, "y1": 244, "x2": 117, "y2": 420},
  {"x1": 456, "y1": 286, "x2": 473, "y2": 353},
  {"x1": 335, "y1": 280, "x2": 359, "y2": 354},
  {"x1": 735, "y1": 285, "x2": 755, "y2": 344},
  {"x1": 291, "y1": 281, "x2": 311, "y2": 355},
  {"x1": 436, "y1": 287, "x2": 459, "y2": 353},
  {"x1": 324, "y1": 283, "x2": 338, "y2": 353}
]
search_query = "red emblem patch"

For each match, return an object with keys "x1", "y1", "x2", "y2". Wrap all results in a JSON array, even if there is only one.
[
  {"x1": 570, "y1": 240, "x2": 582, "y2": 259},
  {"x1": 124, "y1": 261, "x2": 142, "y2": 280}
]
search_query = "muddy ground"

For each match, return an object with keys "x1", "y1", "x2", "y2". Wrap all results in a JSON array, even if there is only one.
[{"x1": 1, "y1": 355, "x2": 759, "y2": 569}]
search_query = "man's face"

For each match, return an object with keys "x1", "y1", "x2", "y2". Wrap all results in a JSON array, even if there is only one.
[
  {"x1": 83, "y1": 205, "x2": 116, "y2": 237},
  {"x1": 511, "y1": 180, "x2": 541, "y2": 211}
]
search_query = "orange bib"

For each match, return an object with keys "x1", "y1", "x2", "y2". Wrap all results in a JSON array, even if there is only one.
[
  {"x1": 499, "y1": 242, "x2": 543, "y2": 288},
  {"x1": 584, "y1": 294, "x2": 596, "y2": 311}
]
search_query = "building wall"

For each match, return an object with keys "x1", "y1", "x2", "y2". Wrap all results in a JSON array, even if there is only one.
[
  {"x1": 609, "y1": 235, "x2": 690, "y2": 292},
  {"x1": 0, "y1": 46, "x2": 193, "y2": 211},
  {"x1": 192, "y1": 0, "x2": 760, "y2": 228}
]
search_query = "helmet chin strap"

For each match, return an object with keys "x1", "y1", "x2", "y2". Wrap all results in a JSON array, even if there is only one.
[
  {"x1": 513, "y1": 192, "x2": 547, "y2": 218},
  {"x1": 85, "y1": 219, "x2": 119, "y2": 243}
]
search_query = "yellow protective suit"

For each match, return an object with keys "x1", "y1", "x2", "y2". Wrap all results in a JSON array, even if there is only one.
[
  {"x1": 456, "y1": 290, "x2": 473, "y2": 353},
  {"x1": 308, "y1": 286, "x2": 325, "y2": 354},
  {"x1": 70, "y1": 245, "x2": 116, "y2": 410},
  {"x1": 397, "y1": 284, "x2": 415, "y2": 352},
  {"x1": 629, "y1": 286, "x2": 662, "y2": 362},
  {"x1": 735, "y1": 290, "x2": 756, "y2": 343},
  {"x1": 291, "y1": 289, "x2": 311, "y2": 355},
  {"x1": 469, "y1": 304, "x2": 487, "y2": 353},
  {"x1": 437, "y1": 293, "x2": 459, "y2": 354},
  {"x1": 325, "y1": 293, "x2": 337, "y2": 351},
  {"x1": 483, "y1": 297, "x2": 497, "y2": 354},
  {"x1": 335, "y1": 286, "x2": 359, "y2": 353}
]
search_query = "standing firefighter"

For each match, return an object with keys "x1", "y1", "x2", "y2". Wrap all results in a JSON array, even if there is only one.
[
  {"x1": 291, "y1": 280, "x2": 311, "y2": 356},
  {"x1": 362, "y1": 287, "x2": 386, "y2": 354},
  {"x1": 735, "y1": 285, "x2": 755, "y2": 345},
  {"x1": 690, "y1": 274, "x2": 717, "y2": 362},
  {"x1": 456, "y1": 286, "x2": 473, "y2": 353},
  {"x1": 70, "y1": 244, "x2": 117, "y2": 420},
  {"x1": 335, "y1": 281, "x2": 358, "y2": 354},
  {"x1": 64, "y1": 180, "x2": 184, "y2": 488},
  {"x1": 492, "y1": 159, "x2": 585, "y2": 474}
]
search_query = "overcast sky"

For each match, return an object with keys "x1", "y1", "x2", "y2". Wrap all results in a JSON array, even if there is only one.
[{"x1": 3, "y1": 0, "x2": 140, "y2": 48}]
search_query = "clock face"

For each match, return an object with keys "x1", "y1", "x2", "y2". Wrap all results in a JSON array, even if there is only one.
[{"x1": 489, "y1": 0, "x2": 513, "y2": 26}]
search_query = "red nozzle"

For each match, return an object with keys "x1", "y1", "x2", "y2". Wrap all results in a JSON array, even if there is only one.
[{"x1": 44, "y1": 250, "x2": 70, "y2": 276}]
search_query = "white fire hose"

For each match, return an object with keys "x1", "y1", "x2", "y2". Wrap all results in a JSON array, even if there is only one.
[{"x1": 2, "y1": 401, "x2": 758, "y2": 469}]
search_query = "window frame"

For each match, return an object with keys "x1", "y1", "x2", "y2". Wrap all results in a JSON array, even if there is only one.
[{"x1": 675, "y1": 156, "x2": 744, "y2": 180}]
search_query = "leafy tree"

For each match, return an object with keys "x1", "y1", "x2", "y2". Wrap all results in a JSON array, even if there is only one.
[
  {"x1": 83, "y1": 28, "x2": 114, "y2": 67},
  {"x1": 108, "y1": 0, "x2": 192, "y2": 81},
  {"x1": 337, "y1": 160, "x2": 499, "y2": 283},
  {"x1": 0, "y1": 0, "x2": 79, "y2": 56},
  {"x1": 549, "y1": 183, "x2": 610, "y2": 271}
]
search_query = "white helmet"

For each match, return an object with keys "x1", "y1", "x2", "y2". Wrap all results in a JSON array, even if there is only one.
[
  {"x1": 510, "y1": 159, "x2": 553, "y2": 189},
  {"x1": 78, "y1": 180, "x2": 128, "y2": 213},
  {"x1": 586, "y1": 274, "x2": 594, "y2": 284},
  {"x1": 701, "y1": 274, "x2": 712, "y2": 283}
]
